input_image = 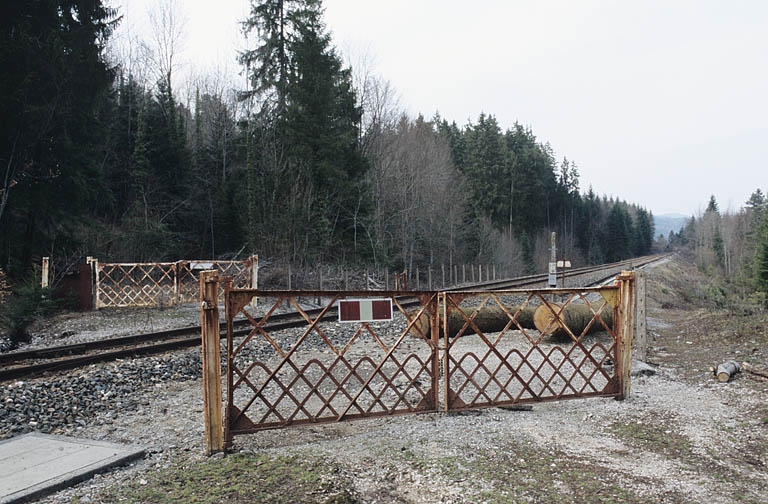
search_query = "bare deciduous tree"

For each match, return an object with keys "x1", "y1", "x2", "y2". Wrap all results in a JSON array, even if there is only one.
[{"x1": 148, "y1": 0, "x2": 187, "y2": 94}]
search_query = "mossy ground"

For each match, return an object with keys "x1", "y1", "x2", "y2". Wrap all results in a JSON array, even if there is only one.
[{"x1": 96, "y1": 454, "x2": 358, "y2": 504}]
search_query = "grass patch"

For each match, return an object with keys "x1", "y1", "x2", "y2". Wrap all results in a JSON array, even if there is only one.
[
  {"x1": 609, "y1": 418, "x2": 695, "y2": 462},
  {"x1": 398, "y1": 440, "x2": 655, "y2": 503},
  {"x1": 97, "y1": 453, "x2": 357, "y2": 504}
]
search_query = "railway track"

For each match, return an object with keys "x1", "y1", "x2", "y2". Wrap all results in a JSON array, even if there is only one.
[{"x1": 0, "y1": 254, "x2": 668, "y2": 381}]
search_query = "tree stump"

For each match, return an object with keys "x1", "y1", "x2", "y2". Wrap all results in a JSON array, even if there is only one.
[{"x1": 715, "y1": 360, "x2": 741, "y2": 383}]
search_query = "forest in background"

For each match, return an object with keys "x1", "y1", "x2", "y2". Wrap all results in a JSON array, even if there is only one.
[
  {"x1": 2, "y1": 0, "x2": 668, "y2": 289},
  {"x1": 666, "y1": 193, "x2": 768, "y2": 307}
]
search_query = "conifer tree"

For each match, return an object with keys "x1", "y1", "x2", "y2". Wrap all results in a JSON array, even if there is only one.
[
  {"x1": 0, "y1": 1, "x2": 119, "y2": 271},
  {"x1": 753, "y1": 197, "x2": 768, "y2": 296}
]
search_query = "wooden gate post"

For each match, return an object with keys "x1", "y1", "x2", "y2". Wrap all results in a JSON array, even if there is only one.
[
  {"x1": 249, "y1": 254, "x2": 259, "y2": 289},
  {"x1": 634, "y1": 270, "x2": 647, "y2": 362},
  {"x1": 90, "y1": 258, "x2": 101, "y2": 310},
  {"x1": 616, "y1": 271, "x2": 636, "y2": 400},
  {"x1": 41, "y1": 257, "x2": 50, "y2": 288},
  {"x1": 200, "y1": 270, "x2": 224, "y2": 455}
]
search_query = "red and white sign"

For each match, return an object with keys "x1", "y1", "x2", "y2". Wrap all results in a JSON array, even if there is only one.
[{"x1": 338, "y1": 298, "x2": 393, "y2": 322}]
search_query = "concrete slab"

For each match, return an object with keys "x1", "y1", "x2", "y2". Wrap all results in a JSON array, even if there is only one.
[{"x1": 0, "y1": 433, "x2": 145, "y2": 504}]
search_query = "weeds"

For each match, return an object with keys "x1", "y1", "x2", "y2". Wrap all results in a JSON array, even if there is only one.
[{"x1": 0, "y1": 278, "x2": 58, "y2": 348}]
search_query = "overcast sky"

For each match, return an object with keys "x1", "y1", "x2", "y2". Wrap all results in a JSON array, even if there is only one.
[{"x1": 114, "y1": 0, "x2": 768, "y2": 217}]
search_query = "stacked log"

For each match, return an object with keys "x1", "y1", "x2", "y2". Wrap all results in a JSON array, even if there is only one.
[
  {"x1": 533, "y1": 303, "x2": 613, "y2": 339},
  {"x1": 408, "y1": 305, "x2": 537, "y2": 339}
]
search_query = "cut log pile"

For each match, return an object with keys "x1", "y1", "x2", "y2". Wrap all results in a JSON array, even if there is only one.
[
  {"x1": 532, "y1": 303, "x2": 613, "y2": 339},
  {"x1": 408, "y1": 305, "x2": 536, "y2": 338},
  {"x1": 408, "y1": 302, "x2": 616, "y2": 340}
]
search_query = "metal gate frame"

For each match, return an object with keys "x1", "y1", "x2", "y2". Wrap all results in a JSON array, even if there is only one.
[
  {"x1": 201, "y1": 271, "x2": 635, "y2": 455},
  {"x1": 440, "y1": 277, "x2": 632, "y2": 412}
]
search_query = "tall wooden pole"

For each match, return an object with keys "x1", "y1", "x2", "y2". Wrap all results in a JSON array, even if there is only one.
[
  {"x1": 616, "y1": 271, "x2": 636, "y2": 400},
  {"x1": 200, "y1": 270, "x2": 224, "y2": 454},
  {"x1": 41, "y1": 257, "x2": 49, "y2": 288}
]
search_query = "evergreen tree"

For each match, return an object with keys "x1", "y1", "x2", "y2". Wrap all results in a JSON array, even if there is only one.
[
  {"x1": 756, "y1": 210, "x2": 768, "y2": 295},
  {"x1": 604, "y1": 204, "x2": 632, "y2": 262},
  {"x1": 633, "y1": 208, "x2": 654, "y2": 256},
  {"x1": 461, "y1": 114, "x2": 512, "y2": 230},
  {"x1": 239, "y1": 0, "x2": 369, "y2": 261},
  {"x1": 576, "y1": 187, "x2": 605, "y2": 263},
  {"x1": 282, "y1": 6, "x2": 370, "y2": 257},
  {"x1": 745, "y1": 189, "x2": 767, "y2": 290},
  {"x1": 435, "y1": 116, "x2": 466, "y2": 169},
  {"x1": 0, "y1": 1, "x2": 119, "y2": 271},
  {"x1": 702, "y1": 195, "x2": 724, "y2": 268},
  {"x1": 239, "y1": 0, "x2": 319, "y2": 116},
  {"x1": 505, "y1": 124, "x2": 558, "y2": 238}
]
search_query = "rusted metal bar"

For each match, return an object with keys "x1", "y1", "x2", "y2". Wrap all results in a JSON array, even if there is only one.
[{"x1": 200, "y1": 270, "x2": 224, "y2": 455}]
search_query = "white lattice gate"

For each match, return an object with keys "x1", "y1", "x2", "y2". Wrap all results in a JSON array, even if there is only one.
[{"x1": 91, "y1": 256, "x2": 257, "y2": 309}]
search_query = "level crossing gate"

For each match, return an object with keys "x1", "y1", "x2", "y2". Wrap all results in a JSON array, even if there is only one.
[
  {"x1": 200, "y1": 271, "x2": 635, "y2": 454},
  {"x1": 90, "y1": 256, "x2": 257, "y2": 308}
]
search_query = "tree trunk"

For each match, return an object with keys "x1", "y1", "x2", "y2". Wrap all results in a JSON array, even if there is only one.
[
  {"x1": 741, "y1": 361, "x2": 768, "y2": 379},
  {"x1": 409, "y1": 305, "x2": 537, "y2": 339},
  {"x1": 533, "y1": 303, "x2": 613, "y2": 339}
]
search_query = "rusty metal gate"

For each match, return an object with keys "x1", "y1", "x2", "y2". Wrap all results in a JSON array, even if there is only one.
[
  {"x1": 200, "y1": 271, "x2": 635, "y2": 454},
  {"x1": 441, "y1": 284, "x2": 628, "y2": 411}
]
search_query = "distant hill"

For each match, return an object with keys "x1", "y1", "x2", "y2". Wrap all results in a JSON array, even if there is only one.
[{"x1": 654, "y1": 213, "x2": 689, "y2": 239}]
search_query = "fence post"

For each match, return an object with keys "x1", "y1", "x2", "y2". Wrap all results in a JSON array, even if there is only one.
[
  {"x1": 317, "y1": 267, "x2": 323, "y2": 305},
  {"x1": 41, "y1": 257, "x2": 49, "y2": 288},
  {"x1": 616, "y1": 270, "x2": 636, "y2": 400},
  {"x1": 249, "y1": 255, "x2": 259, "y2": 289},
  {"x1": 173, "y1": 261, "x2": 181, "y2": 306},
  {"x1": 91, "y1": 258, "x2": 101, "y2": 310},
  {"x1": 249, "y1": 255, "x2": 259, "y2": 308},
  {"x1": 200, "y1": 270, "x2": 224, "y2": 455},
  {"x1": 634, "y1": 270, "x2": 647, "y2": 362}
]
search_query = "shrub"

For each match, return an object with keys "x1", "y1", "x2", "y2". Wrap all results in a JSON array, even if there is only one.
[{"x1": 0, "y1": 280, "x2": 58, "y2": 349}]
